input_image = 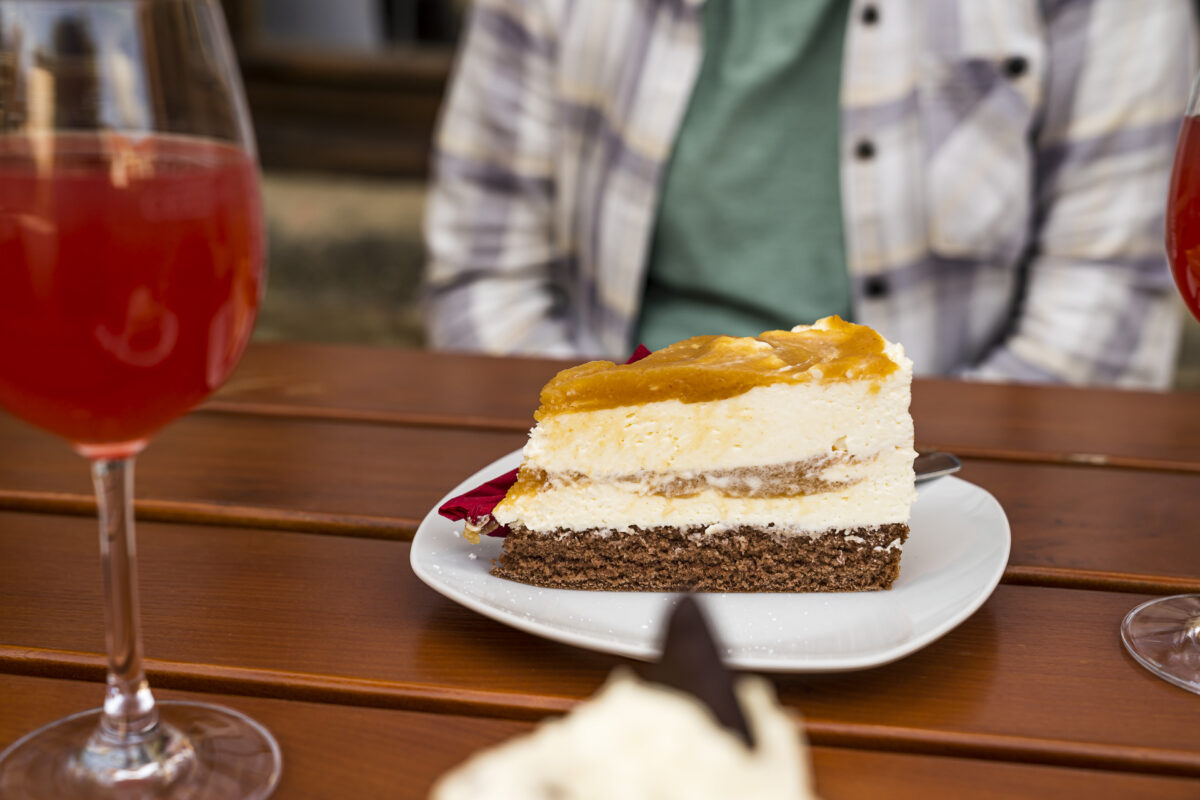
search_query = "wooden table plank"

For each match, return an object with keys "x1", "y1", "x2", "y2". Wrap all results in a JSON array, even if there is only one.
[
  {"x1": 1, "y1": 512, "x2": 1198, "y2": 776},
  {"x1": 0, "y1": 673, "x2": 528, "y2": 800},
  {"x1": 209, "y1": 342, "x2": 565, "y2": 430},
  {"x1": 810, "y1": 747, "x2": 1200, "y2": 800},
  {"x1": 6, "y1": 674, "x2": 1197, "y2": 800},
  {"x1": 2, "y1": 413, "x2": 1198, "y2": 590},
  {"x1": 912, "y1": 379, "x2": 1200, "y2": 470},
  {"x1": 0, "y1": 413, "x2": 527, "y2": 537},
  {"x1": 958, "y1": 459, "x2": 1200, "y2": 593},
  {"x1": 209, "y1": 343, "x2": 1200, "y2": 468}
]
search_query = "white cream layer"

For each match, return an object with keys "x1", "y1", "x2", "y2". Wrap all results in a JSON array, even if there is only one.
[
  {"x1": 521, "y1": 341, "x2": 913, "y2": 476},
  {"x1": 431, "y1": 670, "x2": 815, "y2": 800},
  {"x1": 494, "y1": 445, "x2": 915, "y2": 534}
]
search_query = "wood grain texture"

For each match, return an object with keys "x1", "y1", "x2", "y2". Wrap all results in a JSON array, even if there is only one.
[
  {"x1": 1, "y1": 412, "x2": 1199, "y2": 591},
  {"x1": 208, "y1": 342, "x2": 566, "y2": 430},
  {"x1": 0, "y1": 413, "x2": 527, "y2": 537},
  {"x1": 809, "y1": 747, "x2": 1200, "y2": 800},
  {"x1": 209, "y1": 343, "x2": 1200, "y2": 469},
  {"x1": 5, "y1": 674, "x2": 1197, "y2": 800},
  {"x1": 5, "y1": 343, "x2": 1197, "y2": 792},
  {"x1": 957, "y1": 459, "x2": 1200, "y2": 592},
  {"x1": 1, "y1": 512, "x2": 1198, "y2": 775},
  {"x1": 912, "y1": 379, "x2": 1200, "y2": 469},
  {"x1": 0, "y1": 673, "x2": 528, "y2": 800}
]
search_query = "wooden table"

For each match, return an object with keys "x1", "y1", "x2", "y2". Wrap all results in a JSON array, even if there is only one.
[{"x1": 2, "y1": 342, "x2": 1200, "y2": 798}]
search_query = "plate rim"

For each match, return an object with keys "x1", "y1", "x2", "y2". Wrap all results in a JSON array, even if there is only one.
[{"x1": 410, "y1": 450, "x2": 1011, "y2": 672}]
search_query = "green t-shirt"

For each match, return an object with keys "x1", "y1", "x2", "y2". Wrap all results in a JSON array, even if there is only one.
[{"x1": 634, "y1": 0, "x2": 851, "y2": 350}]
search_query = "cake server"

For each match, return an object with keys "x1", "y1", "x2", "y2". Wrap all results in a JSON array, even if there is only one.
[{"x1": 914, "y1": 451, "x2": 962, "y2": 483}]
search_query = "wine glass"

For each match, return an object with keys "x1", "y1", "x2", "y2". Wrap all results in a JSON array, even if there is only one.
[
  {"x1": 1121, "y1": 73, "x2": 1200, "y2": 695},
  {"x1": 0, "y1": 1, "x2": 281, "y2": 796}
]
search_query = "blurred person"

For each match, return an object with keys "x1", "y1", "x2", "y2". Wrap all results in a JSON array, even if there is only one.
[{"x1": 422, "y1": 0, "x2": 1197, "y2": 387}]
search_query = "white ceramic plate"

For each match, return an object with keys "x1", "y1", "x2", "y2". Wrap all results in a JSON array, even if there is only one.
[{"x1": 410, "y1": 450, "x2": 1010, "y2": 672}]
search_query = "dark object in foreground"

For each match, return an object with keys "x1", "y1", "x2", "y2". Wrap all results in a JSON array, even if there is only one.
[
  {"x1": 640, "y1": 595, "x2": 754, "y2": 748},
  {"x1": 493, "y1": 524, "x2": 908, "y2": 591}
]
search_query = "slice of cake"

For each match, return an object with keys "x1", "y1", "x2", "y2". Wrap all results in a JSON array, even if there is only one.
[
  {"x1": 490, "y1": 316, "x2": 917, "y2": 592},
  {"x1": 430, "y1": 597, "x2": 817, "y2": 799}
]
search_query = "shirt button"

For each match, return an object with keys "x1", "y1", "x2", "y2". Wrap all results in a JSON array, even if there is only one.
[
  {"x1": 854, "y1": 140, "x2": 876, "y2": 160},
  {"x1": 861, "y1": 5, "x2": 879, "y2": 24},
  {"x1": 864, "y1": 276, "x2": 890, "y2": 298},
  {"x1": 1003, "y1": 56, "x2": 1028, "y2": 79}
]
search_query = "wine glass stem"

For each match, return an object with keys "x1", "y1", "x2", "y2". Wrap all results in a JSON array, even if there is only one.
[{"x1": 91, "y1": 456, "x2": 159, "y2": 745}]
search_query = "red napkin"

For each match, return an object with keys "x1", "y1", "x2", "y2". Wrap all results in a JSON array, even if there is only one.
[
  {"x1": 437, "y1": 345, "x2": 653, "y2": 538},
  {"x1": 625, "y1": 343, "x2": 652, "y2": 363},
  {"x1": 437, "y1": 467, "x2": 520, "y2": 538}
]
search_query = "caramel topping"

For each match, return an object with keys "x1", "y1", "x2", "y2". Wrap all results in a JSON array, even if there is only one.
[{"x1": 536, "y1": 316, "x2": 896, "y2": 418}]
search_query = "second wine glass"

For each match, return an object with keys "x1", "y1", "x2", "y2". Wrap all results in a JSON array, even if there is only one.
[{"x1": 1120, "y1": 69, "x2": 1200, "y2": 697}]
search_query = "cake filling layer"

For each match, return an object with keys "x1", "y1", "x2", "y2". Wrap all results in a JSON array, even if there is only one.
[
  {"x1": 494, "y1": 523, "x2": 909, "y2": 592},
  {"x1": 507, "y1": 453, "x2": 868, "y2": 501},
  {"x1": 495, "y1": 446, "x2": 915, "y2": 534}
]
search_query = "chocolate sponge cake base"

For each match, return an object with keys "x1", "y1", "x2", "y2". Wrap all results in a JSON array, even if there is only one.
[{"x1": 492, "y1": 523, "x2": 908, "y2": 592}]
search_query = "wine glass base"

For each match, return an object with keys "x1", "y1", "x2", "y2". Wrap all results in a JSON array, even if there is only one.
[
  {"x1": 1121, "y1": 594, "x2": 1200, "y2": 695},
  {"x1": 0, "y1": 700, "x2": 281, "y2": 799}
]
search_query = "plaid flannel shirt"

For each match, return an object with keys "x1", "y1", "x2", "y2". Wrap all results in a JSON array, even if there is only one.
[{"x1": 423, "y1": 0, "x2": 1197, "y2": 387}]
